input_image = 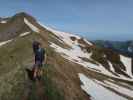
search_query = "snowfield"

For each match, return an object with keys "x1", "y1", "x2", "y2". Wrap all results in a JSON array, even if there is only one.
[
  {"x1": 78, "y1": 73, "x2": 128, "y2": 100},
  {"x1": 24, "y1": 18, "x2": 40, "y2": 33}
]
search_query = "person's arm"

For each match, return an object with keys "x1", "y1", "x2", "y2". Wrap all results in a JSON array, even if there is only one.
[
  {"x1": 44, "y1": 49, "x2": 47, "y2": 64},
  {"x1": 44, "y1": 53, "x2": 47, "y2": 64}
]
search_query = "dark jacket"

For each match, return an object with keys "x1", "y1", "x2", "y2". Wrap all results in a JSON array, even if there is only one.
[
  {"x1": 35, "y1": 48, "x2": 45, "y2": 63},
  {"x1": 32, "y1": 41, "x2": 40, "y2": 54}
]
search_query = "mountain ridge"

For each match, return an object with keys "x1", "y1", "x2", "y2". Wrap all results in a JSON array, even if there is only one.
[{"x1": 0, "y1": 12, "x2": 133, "y2": 100}]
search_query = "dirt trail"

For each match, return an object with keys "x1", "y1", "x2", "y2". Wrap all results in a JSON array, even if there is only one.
[
  {"x1": 36, "y1": 80, "x2": 47, "y2": 100},
  {"x1": 22, "y1": 80, "x2": 47, "y2": 100},
  {"x1": 22, "y1": 69, "x2": 47, "y2": 100}
]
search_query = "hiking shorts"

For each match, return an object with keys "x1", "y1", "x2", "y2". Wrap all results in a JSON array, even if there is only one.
[{"x1": 35, "y1": 61, "x2": 43, "y2": 68}]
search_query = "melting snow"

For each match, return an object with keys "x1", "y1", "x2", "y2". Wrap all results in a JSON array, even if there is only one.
[
  {"x1": 24, "y1": 18, "x2": 40, "y2": 33},
  {"x1": 78, "y1": 73, "x2": 127, "y2": 100},
  {"x1": 104, "y1": 80, "x2": 133, "y2": 98},
  {"x1": 19, "y1": 32, "x2": 31, "y2": 37},
  {"x1": 50, "y1": 42, "x2": 116, "y2": 77},
  {"x1": 50, "y1": 42, "x2": 133, "y2": 81},
  {"x1": 50, "y1": 42, "x2": 92, "y2": 60},
  {"x1": 0, "y1": 39, "x2": 13, "y2": 47},
  {"x1": 120, "y1": 55, "x2": 132, "y2": 78}
]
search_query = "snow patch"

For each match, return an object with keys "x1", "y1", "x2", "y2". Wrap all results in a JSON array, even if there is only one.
[
  {"x1": 50, "y1": 42, "x2": 92, "y2": 60},
  {"x1": 120, "y1": 55, "x2": 132, "y2": 78},
  {"x1": 24, "y1": 18, "x2": 40, "y2": 33},
  {"x1": 0, "y1": 39, "x2": 13, "y2": 47},
  {"x1": 79, "y1": 73, "x2": 127, "y2": 100},
  {"x1": 0, "y1": 20, "x2": 7, "y2": 23},
  {"x1": 108, "y1": 61, "x2": 115, "y2": 72},
  {"x1": 83, "y1": 38, "x2": 93, "y2": 46},
  {"x1": 19, "y1": 32, "x2": 31, "y2": 37}
]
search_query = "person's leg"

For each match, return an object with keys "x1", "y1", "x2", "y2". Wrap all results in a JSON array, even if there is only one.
[
  {"x1": 39, "y1": 63, "x2": 43, "y2": 76},
  {"x1": 33, "y1": 62, "x2": 39, "y2": 79},
  {"x1": 36, "y1": 62, "x2": 43, "y2": 80},
  {"x1": 33, "y1": 67, "x2": 37, "y2": 79},
  {"x1": 38, "y1": 67, "x2": 43, "y2": 77}
]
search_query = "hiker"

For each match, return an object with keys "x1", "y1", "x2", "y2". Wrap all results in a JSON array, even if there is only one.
[
  {"x1": 32, "y1": 41, "x2": 46, "y2": 80},
  {"x1": 32, "y1": 41, "x2": 40, "y2": 63}
]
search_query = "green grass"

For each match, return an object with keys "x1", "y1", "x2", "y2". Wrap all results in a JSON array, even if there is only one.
[
  {"x1": 0, "y1": 32, "x2": 64, "y2": 100},
  {"x1": 27, "y1": 64, "x2": 64, "y2": 100},
  {"x1": 0, "y1": 65, "x2": 26, "y2": 100},
  {"x1": 43, "y1": 64, "x2": 64, "y2": 100},
  {"x1": 0, "y1": 33, "x2": 37, "y2": 100}
]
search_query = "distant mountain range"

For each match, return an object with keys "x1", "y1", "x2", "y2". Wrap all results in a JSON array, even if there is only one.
[{"x1": 92, "y1": 40, "x2": 133, "y2": 57}]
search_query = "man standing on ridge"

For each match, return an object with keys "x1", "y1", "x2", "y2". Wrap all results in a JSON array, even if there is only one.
[{"x1": 32, "y1": 41, "x2": 46, "y2": 80}]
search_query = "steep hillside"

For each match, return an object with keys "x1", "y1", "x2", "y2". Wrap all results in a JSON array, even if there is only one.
[{"x1": 0, "y1": 12, "x2": 133, "y2": 100}]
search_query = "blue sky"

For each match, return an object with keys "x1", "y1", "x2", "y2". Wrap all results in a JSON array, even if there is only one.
[{"x1": 0, "y1": 0, "x2": 133, "y2": 41}]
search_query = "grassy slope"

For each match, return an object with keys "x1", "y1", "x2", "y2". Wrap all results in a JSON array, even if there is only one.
[
  {"x1": 0, "y1": 29, "x2": 132, "y2": 100},
  {"x1": 0, "y1": 32, "x2": 39, "y2": 100},
  {"x1": 0, "y1": 32, "x2": 64, "y2": 100},
  {"x1": 0, "y1": 30, "x2": 90, "y2": 100}
]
